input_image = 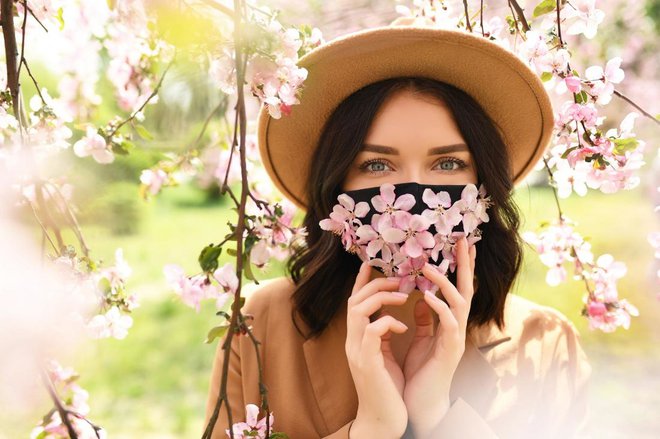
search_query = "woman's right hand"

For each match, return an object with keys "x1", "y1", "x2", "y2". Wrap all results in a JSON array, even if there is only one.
[{"x1": 346, "y1": 261, "x2": 410, "y2": 439}]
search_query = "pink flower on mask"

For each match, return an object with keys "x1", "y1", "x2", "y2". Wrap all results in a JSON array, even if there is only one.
[
  {"x1": 397, "y1": 256, "x2": 439, "y2": 295},
  {"x1": 381, "y1": 212, "x2": 434, "y2": 258},
  {"x1": 371, "y1": 182, "x2": 416, "y2": 223},
  {"x1": 421, "y1": 188, "x2": 463, "y2": 235}
]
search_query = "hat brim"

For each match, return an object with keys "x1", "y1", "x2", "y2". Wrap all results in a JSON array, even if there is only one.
[{"x1": 258, "y1": 25, "x2": 554, "y2": 211}]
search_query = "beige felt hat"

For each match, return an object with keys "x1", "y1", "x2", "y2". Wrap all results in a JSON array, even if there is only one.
[{"x1": 257, "y1": 17, "x2": 555, "y2": 211}]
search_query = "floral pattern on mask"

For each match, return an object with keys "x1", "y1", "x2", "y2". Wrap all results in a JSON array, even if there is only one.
[{"x1": 319, "y1": 182, "x2": 492, "y2": 294}]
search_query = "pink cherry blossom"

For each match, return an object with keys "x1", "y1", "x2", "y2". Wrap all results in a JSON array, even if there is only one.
[
  {"x1": 140, "y1": 168, "x2": 168, "y2": 196},
  {"x1": 86, "y1": 306, "x2": 133, "y2": 340},
  {"x1": 226, "y1": 403, "x2": 274, "y2": 439},
  {"x1": 421, "y1": 188, "x2": 463, "y2": 235},
  {"x1": 397, "y1": 257, "x2": 439, "y2": 295},
  {"x1": 371, "y1": 182, "x2": 416, "y2": 219},
  {"x1": 73, "y1": 126, "x2": 114, "y2": 164},
  {"x1": 585, "y1": 57, "x2": 625, "y2": 105},
  {"x1": 563, "y1": 0, "x2": 605, "y2": 39},
  {"x1": 163, "y1": 264, "x2": 209, "y2": 313},
  {"x1": 381, "y1": 212, "x2": 434, "y2": 258}
]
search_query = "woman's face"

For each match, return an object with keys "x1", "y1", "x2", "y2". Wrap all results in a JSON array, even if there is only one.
[{"x1": 341, "y1": 89, "x2": 479, "y2": 191}]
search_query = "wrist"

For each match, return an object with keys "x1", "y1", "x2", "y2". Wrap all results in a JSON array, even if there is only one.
[
  {"x1": 351, "y1": 415, "x2": 404, "y2": 439},
  {"x1": 408, "y1": 400, "x2": 451, "y2": 438}
]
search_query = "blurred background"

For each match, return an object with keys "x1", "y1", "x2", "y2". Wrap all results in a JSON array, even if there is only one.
[{"x1": 1, "y1": 0, "x2": 658, "y2": 437}]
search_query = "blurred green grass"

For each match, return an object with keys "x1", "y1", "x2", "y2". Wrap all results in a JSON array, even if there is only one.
[{"x1": 5, "y1": 181, "x2": 659, "y2": 438}]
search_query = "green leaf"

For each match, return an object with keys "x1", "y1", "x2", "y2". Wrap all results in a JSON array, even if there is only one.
[
  {"x1": 115, "y1": 139, "x2": 136, "y2": 155},
  {"x1": 612, "y1": 137, "x2": 639, "y2": 154},
  {"x1": 540, "y1": 71, "x2": 554, "y2": 82},
  {"x1": 198, "y1": 244, "x2": 222, "y2": 273},
  {"x1": 560, "y1": 145, "x2": 579, "y2": 159},
  {"x1": 243, "y1": 258, "x2": 257, "y2": 282},
  {"x1": 533, "y1": 0, "x2": 556, "y2": 18},
  {"x1": 134, "y1": 124, "x2": 154, "y2": 140},
  {"x1": 204, "y1": 324, "x2": 229, "y2": 344},
  {"x1": 226, "y1": 248, "x2": 237, "y2": 257},
  {"x1": 97, "y1": 276, "x2": 112, "y2": 294},
  {"x1": 575, "y1": 91, "x2": 589, "y2": 104}
]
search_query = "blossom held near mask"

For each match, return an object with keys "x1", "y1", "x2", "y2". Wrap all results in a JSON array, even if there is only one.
[{"x1": 320, "y1": 182, "x2": 492, "y2": 294}]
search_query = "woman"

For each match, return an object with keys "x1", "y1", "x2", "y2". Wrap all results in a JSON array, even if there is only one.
[{"x1": 205, "y1": 19, "x2": 592, "y2": 439}]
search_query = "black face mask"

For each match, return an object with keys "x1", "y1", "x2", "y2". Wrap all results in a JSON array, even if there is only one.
[
  {"x1": 342, "y1": 181, "x2": 471, "y2": 237},
  {"x1": 337, "y1": 181, "x2": 487, "y2": 286}
]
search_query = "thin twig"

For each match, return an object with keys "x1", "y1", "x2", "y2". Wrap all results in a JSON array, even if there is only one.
[
  {"x1": 508, "y1": 0, "x2": 530, "y2": 32},
  {"x1": 107, "y1": 57, "x2": 175, "y2": 139},
  {"x1": 462, "y1": 0, "x2": 472, "y2": 32},
  {"x1": 43, "y1": 181, "x2": 91, "y2": 259},
  {"x1": 40, "y1": 367, "x2": 79, "y2": 439},
  {"x1": 613, "y1": 90, "x2": 660, "y2": 126}
]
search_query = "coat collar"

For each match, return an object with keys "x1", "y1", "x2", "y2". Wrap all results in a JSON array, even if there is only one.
[{"x1": 299, "y1": 300, "x2": 512, "y2": 435}]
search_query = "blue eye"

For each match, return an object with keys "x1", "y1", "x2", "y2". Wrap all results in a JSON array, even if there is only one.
[
  {"x1": 436, "y1": 158, "x2": 467, "y2": 171},
  {"x1": 359, "y1": 159, "x2": 393, "y2": 174}
]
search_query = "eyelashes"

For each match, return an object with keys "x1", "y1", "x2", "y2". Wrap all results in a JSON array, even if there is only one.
[{"x1": 358, "y1": 157, "x2": 469, "y2": 174}]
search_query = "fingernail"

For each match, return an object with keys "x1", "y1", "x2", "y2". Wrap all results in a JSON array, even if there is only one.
[
  {"x1": 392, "y1": 292, "x2": 408, "y2": 298},
  {"x1": 424, "y1": 290, "x2": 437, "y2": 300}
]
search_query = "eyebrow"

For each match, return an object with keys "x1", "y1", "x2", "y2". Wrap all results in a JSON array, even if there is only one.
[{"x1": 361, "y1": 143, "x2": 470, "y2": 156}]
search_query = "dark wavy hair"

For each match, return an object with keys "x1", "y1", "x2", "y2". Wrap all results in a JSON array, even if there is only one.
[{"x1": 284, "y1": 76, "x2": 524, "y2": 340}]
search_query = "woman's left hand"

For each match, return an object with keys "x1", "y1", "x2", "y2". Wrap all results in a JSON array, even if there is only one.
[{"x1": 402, "y1": 235, "x2": 477, "y2": 437}]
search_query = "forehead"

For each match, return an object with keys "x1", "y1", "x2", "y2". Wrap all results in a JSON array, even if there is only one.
[{"x1": 363, "y1": 90, "x2": 466, "y2": 151}]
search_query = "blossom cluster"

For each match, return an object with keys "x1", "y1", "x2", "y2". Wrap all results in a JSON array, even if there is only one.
[
  {"x1": 522, "y1": 217, "x2": 639, "y2": 332},
  {"x1": 246, "y1": 199, "x2": 308, "y2": 269},
  {"x1": 320, "y1": 183, "x2": 491, "y2": 294},
  {"x1": 163, "y1": 262, "x2": 236, "y2": 313},
  {"x1": 54, "y1": 248, "x2": 139, "y2": 340},
  {"x1": 30, "y1": 359, "x2": 106, "y2": 439},
  {"x1": 208, "y1": 9, "x2": 323, "y2": 118},
  {"x1": 226, "y1": 403, "x2": 274, "y2": 439}
]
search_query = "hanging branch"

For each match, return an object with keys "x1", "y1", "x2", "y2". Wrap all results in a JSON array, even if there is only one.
[
  {"x1": 106, "y1": 56, "x2": 176, "y2": 139},
  {"x1": 1, "y1": 0, "x2": 23, "y2": 124},
  {"x1": 202, "y1": 1, "x2": 273, "y2": 437},
  {"x1": 40, "y1": 367, "x2": 79, "y2": 439},
  {"x1": 612, "y1": 90, "x2": 660, "y2": 126},
  {"x1": 462, "y1": 0, "x2": 472, "y2": 32},
  {"x1": 508, "y1": 0, "x2": 530, "y2": 32}
]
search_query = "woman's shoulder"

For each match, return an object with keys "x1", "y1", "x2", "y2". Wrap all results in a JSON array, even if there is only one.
[
  {"x1": 239, "y1": 275, "x2": 297, "y2": 319},
  {"x1": 502, "y1": 293, "x2": 588, "y2": 364},
  {"x1": 504, "y1": 293, "x2": 583, "y2": 339}
]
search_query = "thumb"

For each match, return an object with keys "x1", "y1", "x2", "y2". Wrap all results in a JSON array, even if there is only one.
[
  {"x1": 379, "y1": 311, "x2": 405, "y2": 359},
  {"x1": 413, "y1": 298, "x2": 434, "y2": 338}
]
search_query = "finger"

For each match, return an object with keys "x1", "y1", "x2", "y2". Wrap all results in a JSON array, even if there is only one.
[
  {"x1": 423, "y1": 291, "x2": 461, "y2": 341},
  {"x1": 349, "y1": 277, "x2": 400, "y2": 305},
  {"x1": 351, "y1": 261, "x2": 371, "y2": 296},
  {"x1": 352, "y1": 291, "x2": 408, "y2": 318},
  {"x1": 412, "y1": 298, "x2": 434, "y2": 338},
  {"x1": 421, "y1": 262, "x2": 465, "y2": 311},
  {"x1": 362, "y1": 314, "x2": 408, "y2": 360},
  {"x1": 456, "y1": 236, "x2": 474, "y2": 301},
  {"x1": 347, "y1": 279, "x2": 404, "y2": 352},
  {"x1": 379, "y1": 311, "x2": 397, "y2": 358}
]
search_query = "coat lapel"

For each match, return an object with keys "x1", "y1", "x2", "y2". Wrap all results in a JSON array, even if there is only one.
[
  {"x1": 301, "y1": 300, "x2": 358, "y2": 434},
  {"x1": 301, "y1": 300, "x2": 512, "y2": 433}
]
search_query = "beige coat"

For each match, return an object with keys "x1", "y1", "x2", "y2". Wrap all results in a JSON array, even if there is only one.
[{"x1": 205, "y1": 276, "x2": 592, "y2": 438}]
